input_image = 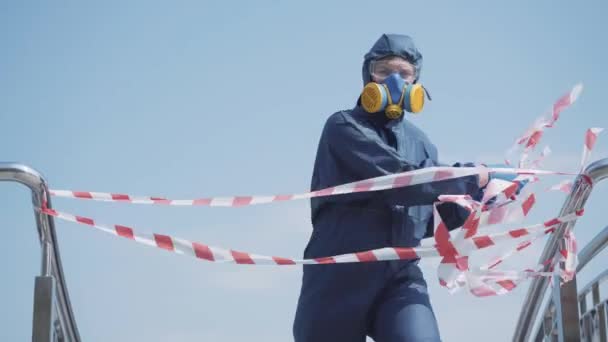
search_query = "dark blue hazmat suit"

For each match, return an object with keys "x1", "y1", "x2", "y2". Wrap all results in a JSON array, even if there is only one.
[{"x1": 293, "y1": 34, "x2": 484, "y2": 342}]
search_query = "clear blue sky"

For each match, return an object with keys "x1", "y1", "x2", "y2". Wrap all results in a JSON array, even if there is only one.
[{"x1": 1, "y1": 1, "x2": 607, "y2": 341}]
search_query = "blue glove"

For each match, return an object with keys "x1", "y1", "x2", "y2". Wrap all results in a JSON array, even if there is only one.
[
  {"x1": 486, "y1": 163, "x2": 528, "y2": 195},
  {"x1": 487, "y1": 163, "x2": 517, "y2": 182}
]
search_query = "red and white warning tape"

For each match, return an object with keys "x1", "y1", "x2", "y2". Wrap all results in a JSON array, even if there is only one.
[
  {"x1": 509, "y1": 84, "x2": 583, "y2": 168},
  {"x1": 430, "y1": 177, "x2": 582, "y2": 296},
  {"x1": 547, "y1": 127, "x2": 603, "y2": 193},
  {"x1": 38, "y1": 83, "x2": 605, "y2": 297},
  {"x1": 581, "y1": 128, "x2": 604, "y2": 170},
  {"x1": 39, "y1": 206, "x2": 581, "y2": 267},
  {"x1": 49, "y1": 166, "x2": 568, "y2": 207}
]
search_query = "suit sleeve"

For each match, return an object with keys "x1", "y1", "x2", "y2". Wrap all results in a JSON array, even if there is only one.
[{"x1": 325, "y1": 114, "x2": 481, "y2": 207}]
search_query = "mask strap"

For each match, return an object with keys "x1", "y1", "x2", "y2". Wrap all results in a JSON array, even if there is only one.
[{"x1": 422, "y1": 85, "x2": 432, "y2": 101}]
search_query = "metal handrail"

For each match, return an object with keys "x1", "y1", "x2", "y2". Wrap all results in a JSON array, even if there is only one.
[
  {"x1": 3, "y1": 158, "x2": 606, "y2": 341},
  {"x1": 577, "y1": 225, "x2": 608, "y2": 274},
  {"x1": 578, "y1": 269, "x2": 608, "y2": 300},
  {"x1": 0, "y1": 162, "x2": 80, "y2": 341},
  {"x1": 531, "y1": 225, "x2": 608, "y2": 340},
  {"x1": 513, "y1": 158, "x2": 608, "y2": 341},
  {"x1": 576, "y1": 246, "x2": 608, "y2": 342}
]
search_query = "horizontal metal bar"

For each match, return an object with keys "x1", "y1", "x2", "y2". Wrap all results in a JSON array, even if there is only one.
[
  {"x1": 577, "y1": 225, "x2": 608, "y2": 273},
  {"x1": 578, "y1": 269, "x2": 608, "y2": 299}
]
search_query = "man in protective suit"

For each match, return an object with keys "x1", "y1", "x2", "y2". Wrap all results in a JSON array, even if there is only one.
[{"x1": 292, "y1": 33, "x2": 492, "y2": 342}]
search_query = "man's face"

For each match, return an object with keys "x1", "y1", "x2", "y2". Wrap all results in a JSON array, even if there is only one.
[{"x1": 370, "y1": 56, "x2": 416, "y2": 84}]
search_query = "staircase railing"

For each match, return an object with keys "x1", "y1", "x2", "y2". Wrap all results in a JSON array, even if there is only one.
[
  {"x1": 0, "y1": 162, "x2": 80, "y2": 342},
  {"x1": 513, "y1": 158, "x2": 608, "y2": 341},
  {"x1": 4, "y1": 158, "x2": 608, "y2": 341}
]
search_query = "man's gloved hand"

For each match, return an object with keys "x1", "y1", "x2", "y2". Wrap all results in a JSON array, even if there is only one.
[
  {"x1": 485, "y1": 163, "x2": 529, "y2": 195},
  {"x1": 451, "y1": 162, "x2": 489, "y2": 189}
]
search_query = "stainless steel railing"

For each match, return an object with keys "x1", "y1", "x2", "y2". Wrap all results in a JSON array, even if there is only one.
[
  {"x1": 577, "y1": 269, "x2": 608, "y2": 341},
  {"x1": 513, "y1": 158, "x2": 608, "y2": 341},
  {"x1": 532, "y1": 225, "x2": 608, "y2": 341},
  {"x1": 4, "y1": 158, "x2": 607, "y2": 341},
  {"x1": 0, "y1": 162, "x2": 80, "y2": 341}
]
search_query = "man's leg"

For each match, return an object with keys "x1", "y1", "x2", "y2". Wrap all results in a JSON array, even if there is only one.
[
  {"x1": 370, "y1": 263, "x2": 442, "y2": 342},
  {"x1": 293, "y1": 263, "x2": 382, "y2": 342}
]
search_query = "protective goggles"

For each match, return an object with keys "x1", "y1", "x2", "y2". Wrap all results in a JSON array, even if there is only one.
[{"x1": 369, "y1": 57, "x2": 417, "y2": 83}]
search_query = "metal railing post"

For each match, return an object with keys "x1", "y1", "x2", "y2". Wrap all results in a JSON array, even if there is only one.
[
  {"x1": 592, "y1": 284, "x2": 607, "y2": 342},
  {"x1": 0, "y1": 162, "x2": 80, "y2": 342},
  {"x1": 551, "y1": 275, "x2": 580, "y2": 341},
  {"x1": 31, "y1": 276, "x2": 56, "y2": 341}
]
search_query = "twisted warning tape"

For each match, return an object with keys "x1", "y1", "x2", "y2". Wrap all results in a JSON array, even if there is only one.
[
  {"x1": 39, "y1": 206, "x2": 582, "y2": 267},
  {"x1": 509, "y1": 84, "x2": 583, "y2": 167},
  {"x1": 49, "y1": 166, "x2": 569, "y2": 207},
  {"x1": 42, "y1": 83, "x2": 597, "y2": 297},
  {"x1": 547, "y1": 127, "x2": 603, "y2": 193},
  {"x1": 428, "y1": 176, "x2": 583, "y2": 296},
  {"x1": 463, "y1": 267, "x2": 552, "y2": 297},
  {"x1": 581, "y1": 128, "x2": 604, "y2": 170}
]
